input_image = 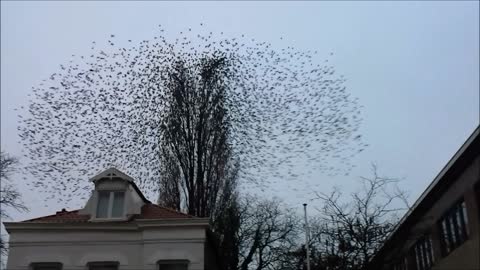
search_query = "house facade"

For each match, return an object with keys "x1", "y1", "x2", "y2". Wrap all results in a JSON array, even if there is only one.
[
  {"x1": 4, "y1": 168, "x2": 218, "y2": 270},
  {"x1": 367, "y1": 126, "x2": 480, "y2": 270}
]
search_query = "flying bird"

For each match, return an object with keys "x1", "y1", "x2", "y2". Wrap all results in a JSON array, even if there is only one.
[{"x1": 18, "y1": 26, "x2": 366, "y2": 207}]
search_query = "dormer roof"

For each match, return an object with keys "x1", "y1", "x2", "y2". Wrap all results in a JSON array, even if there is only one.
[
  {"x1": 90, "y1": 167, "x2": 135, "y2": 183},
  {"x1": 90, "y1": 167, "x2": 150, "y2": 204}
]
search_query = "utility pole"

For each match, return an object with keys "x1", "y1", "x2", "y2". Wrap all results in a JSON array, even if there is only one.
[{"x1": 303, "y1": 203, "x2": 311, "y2": 270}]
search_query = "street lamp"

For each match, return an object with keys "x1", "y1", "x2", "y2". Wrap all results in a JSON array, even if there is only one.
[{"x1": 303, "y1": 203, "x2": 311, "y2": 270}]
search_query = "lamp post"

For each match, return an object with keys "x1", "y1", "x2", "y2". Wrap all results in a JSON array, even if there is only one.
[{"x1": 303, "y1": 203, "x2": 311, "y2": 270}]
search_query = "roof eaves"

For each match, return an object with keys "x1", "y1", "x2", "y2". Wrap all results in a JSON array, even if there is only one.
[
  {"x1": 3, "y1": 222, "x2": 139, "y2": 232},
  {"x1": 136, "y1": 217, "x2": 210, "y2": 227}
]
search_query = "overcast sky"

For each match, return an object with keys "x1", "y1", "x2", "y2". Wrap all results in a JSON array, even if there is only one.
[{"x1": 1, "y1": 1, "x2": 479, "y2": 222}]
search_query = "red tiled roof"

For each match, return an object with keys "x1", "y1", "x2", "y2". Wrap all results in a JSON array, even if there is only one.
[
  {"x1": 137, "y1": 203, "x2": 194, "y2": 219},
  {"x1": 22, "y1": 203, "x2": 194, "y2": 223},
  {"x1": 23, "y1": 209, "x2": 90, "y2": 223}
]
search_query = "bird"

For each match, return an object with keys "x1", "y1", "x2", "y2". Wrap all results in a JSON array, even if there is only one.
[{"x1": 18, "y1": 26, "x2": 365, "y2": 207}]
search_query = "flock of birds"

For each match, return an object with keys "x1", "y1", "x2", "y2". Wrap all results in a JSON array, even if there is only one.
[{"x1": 17, "y1": 24, "x2": 366, "y2": 206}]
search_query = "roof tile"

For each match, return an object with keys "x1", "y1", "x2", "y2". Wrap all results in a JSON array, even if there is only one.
[{"x1": 22, "y1": 203, "x2": 193, "y2": 223}]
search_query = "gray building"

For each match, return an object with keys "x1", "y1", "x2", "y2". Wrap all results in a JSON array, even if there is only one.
[
  {"x1": 4, "y1": 168, "x2": 218, "y2": 270},
  {"x1": 367, "y1": 126, "x2": 480, "y2": 270}
]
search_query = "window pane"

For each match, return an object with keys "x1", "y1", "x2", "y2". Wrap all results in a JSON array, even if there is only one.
[
  {"x1": 96, "y1": 192, "x2": 110, "y2": 218},
  {"x1": 476, "y1": 184, "x2": 480, "y2": 216},
  {"x1": 159, "y1": 265, "x2": 188, "y2": 270},
  {"x1": 415, "y1": 246, "x2": 422, "y2": 270},
  {"x1": 448, "y1": 215, "x2": 457, "y2": 246},
  {"x1": 441, "y1": 220, "x2": 450, "y2": 254},
  {"x1": 90, "y1": 267, "x2": 117, "y2": 270},
  {"x1": 88, "y1": 262, "x2": 118, "y2": 270},
  {"x1": 456, "y1": 207, "x2": 464, "y2": 242},
  {"x1": 423, "y1": 241, "x2": 430, "y2": 267},
  {"x1": 418, "y1": 243, "x2": 427, "y2": 269},
  {"x1": 111, "y1": 192, "x2": 125, "y2": 217},
  {"x1": 461, "y1": 201, "x2": 469, "y2": 236},
  {"x1": 428, "y1": 236, "x2": 435, "y2": 263},
  {"x1": 32, "y1": 262, "x2": 62, "y2": 270}
]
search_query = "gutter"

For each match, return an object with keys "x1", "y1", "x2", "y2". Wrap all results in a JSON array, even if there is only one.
[{"x1": 3, "y1": 218, "x2": 210, "y2": 232}]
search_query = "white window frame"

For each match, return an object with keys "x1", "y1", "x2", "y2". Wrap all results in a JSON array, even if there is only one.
[{"x1": 95, "y1": 191, "x2": 126, "y2": 220}]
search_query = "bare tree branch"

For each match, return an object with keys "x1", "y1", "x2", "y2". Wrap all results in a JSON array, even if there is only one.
[
  {"x1": 308, "y1": 165, "x2": 410, "y2": 270},
  {"x1": 0, "y1": 152, "x2": 28, "y2": 257}
]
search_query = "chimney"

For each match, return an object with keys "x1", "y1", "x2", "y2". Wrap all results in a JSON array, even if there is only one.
[{"x1": 56, "y1": 208, "x2": 67, "y2": 215}]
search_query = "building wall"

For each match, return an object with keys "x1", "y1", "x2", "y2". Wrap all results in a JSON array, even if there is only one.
[
  {"x1": 382, "y1": 155, "x2": 480, "y2": 270},
  {"x1": 430, "y1": 156, "x2": 479, "y2": 270},
  {"x1": 6, "y1": 226, "x2": 208, "y2": 270}
]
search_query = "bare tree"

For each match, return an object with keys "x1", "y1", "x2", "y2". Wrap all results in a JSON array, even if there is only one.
[
  {"x1": 309, "y1": 165, "x2": 410, "y2": 270},
  {"x1": 0, "y1": 152, "x2": 28, "y2": 219},
  {"x1": 157, "y1": 149, "x2": 182, "y2": 210},
  {"x1": 154, "y1": 56, "x2": 242, "y2": 268},
  {"x1": 156, "y1": 54, "x2": 238, "y2": 217},
  {"x1": 238, "y1": 195, "x2": 299, "y2": 270},
  {"x1": 210, "y1": 191, "x2": 241, "y2": 270},
  {"x1": 0, "y1": 152, "x2": 28, "y2": 256}
]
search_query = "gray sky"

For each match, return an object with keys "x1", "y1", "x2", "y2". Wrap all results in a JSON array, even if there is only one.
[{"x1": 1, "y1": 1, "x2": 479, "y2": 221}]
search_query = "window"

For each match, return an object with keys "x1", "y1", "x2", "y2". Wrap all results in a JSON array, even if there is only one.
[
  {"x1": 87, "y1": 261, "x2": 118, "y2": 270},
  {"x1": 475, "y1": 183, "x2": 480, "y2": 215},
  {"x1": 96, "y1": 191, "x2": 125, "y2": 218},
  {"x1": 31, "y1": 262, "x2": 62, "y2": 270},
  {"x1": 438, "y1": 199, "x2": 469, "y2": 256},
  {"x1": 413, "y1": 234, "x2": 434, "y2": 270},
  {"x1": 392, "y1": 256, "x2": 408, "y2": 270},
  {"x1": 158, "y1": 260, "x2": 189, "y2": 270}
]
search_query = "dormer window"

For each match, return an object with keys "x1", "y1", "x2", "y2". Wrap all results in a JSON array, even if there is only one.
[
  {"x1": 80, "y1": 167, "x2": 146, "y2": 221},
  {"x1": 96, "y1": 191, "x2": 125, "y2": 218}
]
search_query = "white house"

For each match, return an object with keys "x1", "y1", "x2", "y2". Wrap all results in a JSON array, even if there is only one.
[{"x1": 3, "y1": 168, "x2": 218, "y2": 270}]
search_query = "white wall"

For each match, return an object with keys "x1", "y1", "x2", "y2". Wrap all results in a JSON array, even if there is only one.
[{"x1": 6, "y1": 226, "x2": 207, "y2": 270}]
